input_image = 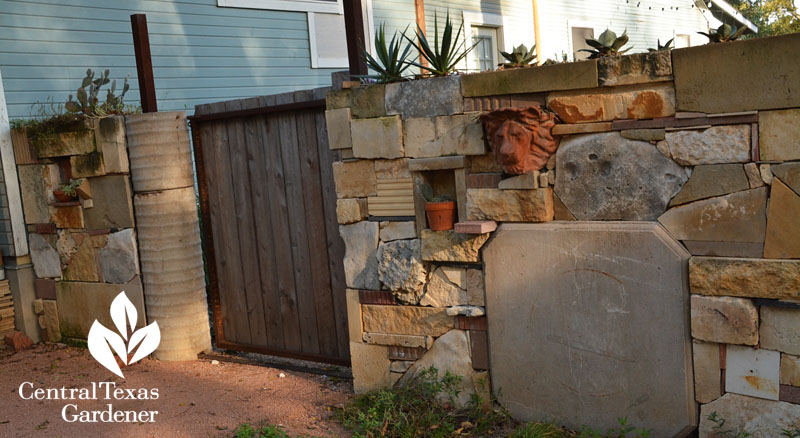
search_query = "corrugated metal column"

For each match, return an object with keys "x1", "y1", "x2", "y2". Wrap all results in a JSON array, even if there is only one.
[{"x1": 125, "y1": 111, "x2": 212, "y2": 361}]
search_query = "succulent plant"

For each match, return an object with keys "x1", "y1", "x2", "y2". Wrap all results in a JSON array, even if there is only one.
[
  {"x1": 499, "y1": 44, "x2": 537, "y2": 68},
  {"x1": 699, "y1": 23, "x2": 747, "y2": 43},
  {"x1": 415, "y1": 179, "x2": 453, "y2": 203},
  {"x1": 405, "y1": 11, "x2": 478, "y2": 77},
  {"x1": 65, "y1": 68, "x2": 130, "y2": 116},
  {"x1": 580, "y1": 29, "x2": 631, "y2": 59},
  {"x1": 361, "y1": 24, "x2": 414, "y2": 83},
  {"x1": 59, "y1": 179, "x2": 84, "y2": 197},
  {"x1": 648, "y1": 38, "x2": 674, "y2": 52}
]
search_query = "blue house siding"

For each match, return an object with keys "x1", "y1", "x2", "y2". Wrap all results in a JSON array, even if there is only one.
[{"x1": 0, "y1": 0, "x2": 338, "y2": 119}]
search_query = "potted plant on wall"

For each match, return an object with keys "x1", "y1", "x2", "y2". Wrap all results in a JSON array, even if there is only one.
[
  {"x1": 53, "y1": 178, "x2": 83, "y2": 202},
  {"x1": 416, "y1": 179, "x2": 456, "y2": 231}
]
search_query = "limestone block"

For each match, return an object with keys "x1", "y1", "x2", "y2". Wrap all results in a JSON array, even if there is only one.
[
  {"x1": 760, "y1": 163, "x2": 773, "y2": 185},
  {"x1": 744, "y1": 162, "x2": 765, "y2": 188},
  {"x1": 70, "y1": 152, "x2": 105, "y2": 178},
  {"x1": 782, "y1": 354, "x2": 800, "y2": 386},
  {"x1": 461, "y1": 60, "x2": 598, "y2": 97},
  {"x1": 619, "y1": 128, "x2": 665, "y2": 142},
  {"x1": 99, "y1": 229, "x2": 139, "y2": 284},
  {"x1": 759, "y1": 108, "x2": 800, "y2": 161},
  {"x1": 390, "y1": 360, "x2": 414, "y2": 373},
  {"x1": 466, "y1": 188, "x2": 553, "y2": 222},
  {"x1": 440, "y1": 267, "x2": 466, "y2": 288},
  {"x1": 445, "y1": 305, "x2": 484, "y2": 317},
  {"x1": 669, "y1": 164, "x2": 749, "y2": 207},
  {"x1": 83, "y1": 175, "x2": 134, "y2": 230},
  {"x1": 345, "y1": 289, "x2": 361, "y2": 343},
  {"x1": 547, "y1": 82, "x2": 675, "y2": 123},
  {"x1": 555, "y1": 132, "x2": 687, "y2": 220},
  {"x1": 659, "y1": 188, "x2": 767, "y2": 243},
  {"x1": 404, "y1": 113, "x2": 485, "y2": 158},
  {"x1": 350, "y1": 342, "x2": 391, "y2": 394},
  {"x1": 62, "y1": 238, "x2": 100, "y2": 282},
  {"x1": 664, "y1": 125, "x2": 750, "y2": 165},
  {"x1": 40, "y1": 299, "x2": 60, "y2": 343},
  {"x1": 725, "y1": 345, "x2": 780, "y2": 400},
  {"x1": 397, "y1": 330, "x2": 478, "y2": 407},
  {"x1": 553, "y1": 194, "x2": 576, "y2": 221},
  {"x1": 340, "y1": 221, "x2": 379, "y2": 290},
  {"x1": 691, "y1": 295, "x2": 758, "y2": 345},
  {"x1": 332, "y1": 160, "x2": 377, "y2": 198},
  {"x1": 325, "y1": 108, "x2": 352, "y2": 150},
  {"x1": 351, "y1": 116, "x2": 403, "y2": 159},
  {"x1": 466, "y1": 269, "x2": 485, "y2": 306},
  {"x1": 50, "y1": 205, "x2": 84, "y2": 229},
  {"x1": 551, "y1": 122, "x2": 612, "y2": 136},
  {"x1": 377, "y1": 239, "x2": 427, "y2": 304},
  {"x1": 379, "y1": 221, "x2": 415, "y2": 242},
  {"x1": 56, "y1": 276, "x2": 145, "y2": 338},
  {"x1": 336, "y1": 198, "x2": 368, "y2": 224},
  {"x1": 327, "y1": 85, "x2": 385, "y2": 118},
  {"x1": 498, "y1": 172, "x2": 538, "y2": 189},
  {"x1": 764, "y1": 179, "x2": 800, "y2": 259},
  {"x1": 361, "y1": 304, "x2": 453, "y2": 337},
  {"x1": 56, "y1": 231, "x2": 82, "y2": 266},
  {"x1": 30, "y1": 234, "x2": 62, "y2": 279},
  {"x1": 772, "y1": 162, "x2": 800, "y2": 194},
  {"x1": 420, "y1": 230, "x2": 489, "y2": 263},
  {"x1": 471, "y1": 154, "x2": 503, "y2": 173},
  {"x1": 483, "y1": 222, "x2": 695, "y2": 436},
  {"x1": 698, "y1": 393, "x2": 800, "y2": 438},
  {"x1": 454, "y1": 221, "x2": 497, "y2": 234},
  {"x1": 693, "y1": 340, "x2": 722, "y2": 403},
  {"x1": 18, "y1": 164, "x2": 59, "y2": 224},
  {"x1": 760, "y1": 307, "x2": 800, "y2": 355},
  {"x1": 32, "y1": 129, "x2": 95, "y2": 158},
  {"x1": 374, "y1": 158, "x2": 410, "y2": 179},
  {"x1": 598, "y1": 51, "x2": 672, "y2": 86},
  {"x1": 97, "y1": 116, "x2": 129, "y2": 174},
  {"x1": 420, "y1": 267, "x2": 468, "y2": 307},
  {"x1": 407, "y1": 155, "x2": 467, "y2": 171},
  {"x1": 385, "y1": 75, "x2": 463, "y2": 118},
  {"x1": 690, "y1": 257, "x2": 800, "y2": 301},
  {"x1": 363, "y1": 332, "x2": 431, "y2": 349}
]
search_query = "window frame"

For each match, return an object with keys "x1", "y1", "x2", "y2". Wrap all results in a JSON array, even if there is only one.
[
  {"x1": 567, "y1": 20, "x2": 597, "y2": 62},
  {"x1": 218, "y1": 0, "x2": 343, "y2": 15},
  {"x1": 462, "y1": 11, "x2": 505, "y2": 73}
]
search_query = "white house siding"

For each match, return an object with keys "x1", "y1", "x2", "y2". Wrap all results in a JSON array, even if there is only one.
[
  {"x1": 536, "y1": 0, "x2": 712, "y2": 61},
  {"x1": 0, "y1": 0, "x2": 338, "y2": 119}
]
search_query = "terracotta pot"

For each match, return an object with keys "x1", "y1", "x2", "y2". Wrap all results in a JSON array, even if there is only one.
[
  {"x1": 425, "y1": 201, "x2": 456, "y2": 231},
  {"x1": 53, "y1": 190, "x2": 76, "y2": 203}
]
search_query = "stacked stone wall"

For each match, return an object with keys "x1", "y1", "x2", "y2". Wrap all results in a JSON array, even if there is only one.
[{"x1": 329, "y1": 32, "x2": 800, "y2": 435}]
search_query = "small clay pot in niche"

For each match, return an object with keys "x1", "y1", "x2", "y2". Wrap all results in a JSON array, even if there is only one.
[
  {"x1": 425, "y1": 200, "x2": 456, "y2": 231},
  {"x1": 53, "y1": 190, "x2": 77, "y2": 203}
]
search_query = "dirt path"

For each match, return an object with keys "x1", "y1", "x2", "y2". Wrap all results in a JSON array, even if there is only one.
[{"x1": 0, "y1": 344, "x2": 352, "y2": 437}]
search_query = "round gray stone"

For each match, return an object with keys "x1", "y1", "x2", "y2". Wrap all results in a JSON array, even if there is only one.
[{"x1": 555, "y1": 132, "x2": 687, "y2": 220}]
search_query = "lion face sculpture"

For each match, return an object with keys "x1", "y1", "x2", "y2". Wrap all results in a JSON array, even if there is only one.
[{"x1": 479, "y1": 106, "x2": 560, "y2": 174}]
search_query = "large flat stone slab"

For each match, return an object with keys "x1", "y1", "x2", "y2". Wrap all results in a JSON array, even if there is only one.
[
  {"x1": 698, "y1": 393, "x2": 800, "y2": 438},
  {"x1": 759, "y1": 108, "x2": 800, "y2": 161},
  {"x1": 484, "y1": 222, "x2": 695, "y2": 436},
  {"x1": 340, "y1": 221, "x2": 379, "y2": 290},
  {"x1": 461, "y1": 60, "x2": 598, "y2": 97},
  {"x1": 555, "y1": 132, "x2": 687, "y2": 220},
  {"x1": 673, "y1": 33, "x2": 800, "y2": 113},
  {"x1": 669, "y1": 164, "x2": 749, "y2": 207},
  {"x1": 56, "y1": 276, "x2": 146, "y2": 338}
]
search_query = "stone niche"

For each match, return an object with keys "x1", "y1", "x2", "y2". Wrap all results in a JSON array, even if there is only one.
[{"x1": 484, "y1": 222, "x2": 695, "y2": 436}]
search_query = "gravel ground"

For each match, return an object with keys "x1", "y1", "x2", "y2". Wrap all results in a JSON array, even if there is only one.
[{"x1": 0, "y1": 344, "x2": 352, "y2": 437}]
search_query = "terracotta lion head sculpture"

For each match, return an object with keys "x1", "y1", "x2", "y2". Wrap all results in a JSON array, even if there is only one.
[{"x1": 479, "y1": 106, "x2": 560, "y2": 174}]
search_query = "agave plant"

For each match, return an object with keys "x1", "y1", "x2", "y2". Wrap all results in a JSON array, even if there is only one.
[
  {"x1": 699, "y1": 23, "x2": 746, "y2": 43},
  {"x1": 404, "y1": 11, "x2": 478, "y2": 76},
  {"x1": 499, "y1": 44, "x2": 537, "y2": 68},
  {"x1": 648, "y1": 38, "x2": 674, "y2": 52},
  {"x1": 580, "y1": 29, "x2": 631, "y2": 58},
  {"x1": 361, "y1": 24, "x2": 414, "y2": 83}
]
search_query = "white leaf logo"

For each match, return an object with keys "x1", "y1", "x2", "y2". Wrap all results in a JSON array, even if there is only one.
[{"x1": 87, "y1": 291, "x2": 160, "y2": 378}]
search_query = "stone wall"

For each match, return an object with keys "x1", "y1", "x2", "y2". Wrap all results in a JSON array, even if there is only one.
[
  {"x1": 328, "y1": 32, "x2": 800, "y2": 436},
  {"x1": 13, "y1": 116, "x2": 144, "y2": 343}
]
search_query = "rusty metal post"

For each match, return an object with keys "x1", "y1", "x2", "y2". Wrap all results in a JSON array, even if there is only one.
[
  {"x1": 342, "y1": 0, "x2": 368, "y2": 77},
  {"x1": 130, "y1": 14, "x2": 158, "y2": 113}
]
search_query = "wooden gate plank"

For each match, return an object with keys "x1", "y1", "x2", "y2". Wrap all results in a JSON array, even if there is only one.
[
  {"x1": 275, "y1": 91, "x2": 321, "y2": 354},
  {"x1": 203, "y1": 101, "x2": 251, "y2": 344},
  {"x1": 313, "y1": 87, "x2": 351, "y2": 358},
  {"x1": 257, "y1": 94, "x2": 303, "y2": 351},
  {"x1": 294, "y1": 90, "x2": 338, "y2": 357}
]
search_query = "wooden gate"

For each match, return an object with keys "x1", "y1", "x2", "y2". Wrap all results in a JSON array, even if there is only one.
[{"x1": 190, "y1": 88, "x2": 350, "y2": 365}]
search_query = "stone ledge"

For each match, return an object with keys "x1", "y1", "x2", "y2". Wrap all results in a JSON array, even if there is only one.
[
  {"x1": 461, "y1": 60, "x2": 598, "y2": 97},
  {"x1": 454, "y1": 221, "x2": 497, "y2": 234},
  {"x1": 408, "y1": 155, "x2": 468, "y2": 171}
]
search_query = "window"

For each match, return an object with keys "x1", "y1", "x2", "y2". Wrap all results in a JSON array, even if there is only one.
[
  {"x1": 675, "y1": 34, "x2": 691, "y2": 48},
  {"x1": 571, "y1": 26, "x2": 595, "y2": 61},
  {"x1": 218, "y1": 0, "x2": 342, "y2": 14},
  {"x1": 472, "y1": 27, "x2": 499, "y2": 72}
]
